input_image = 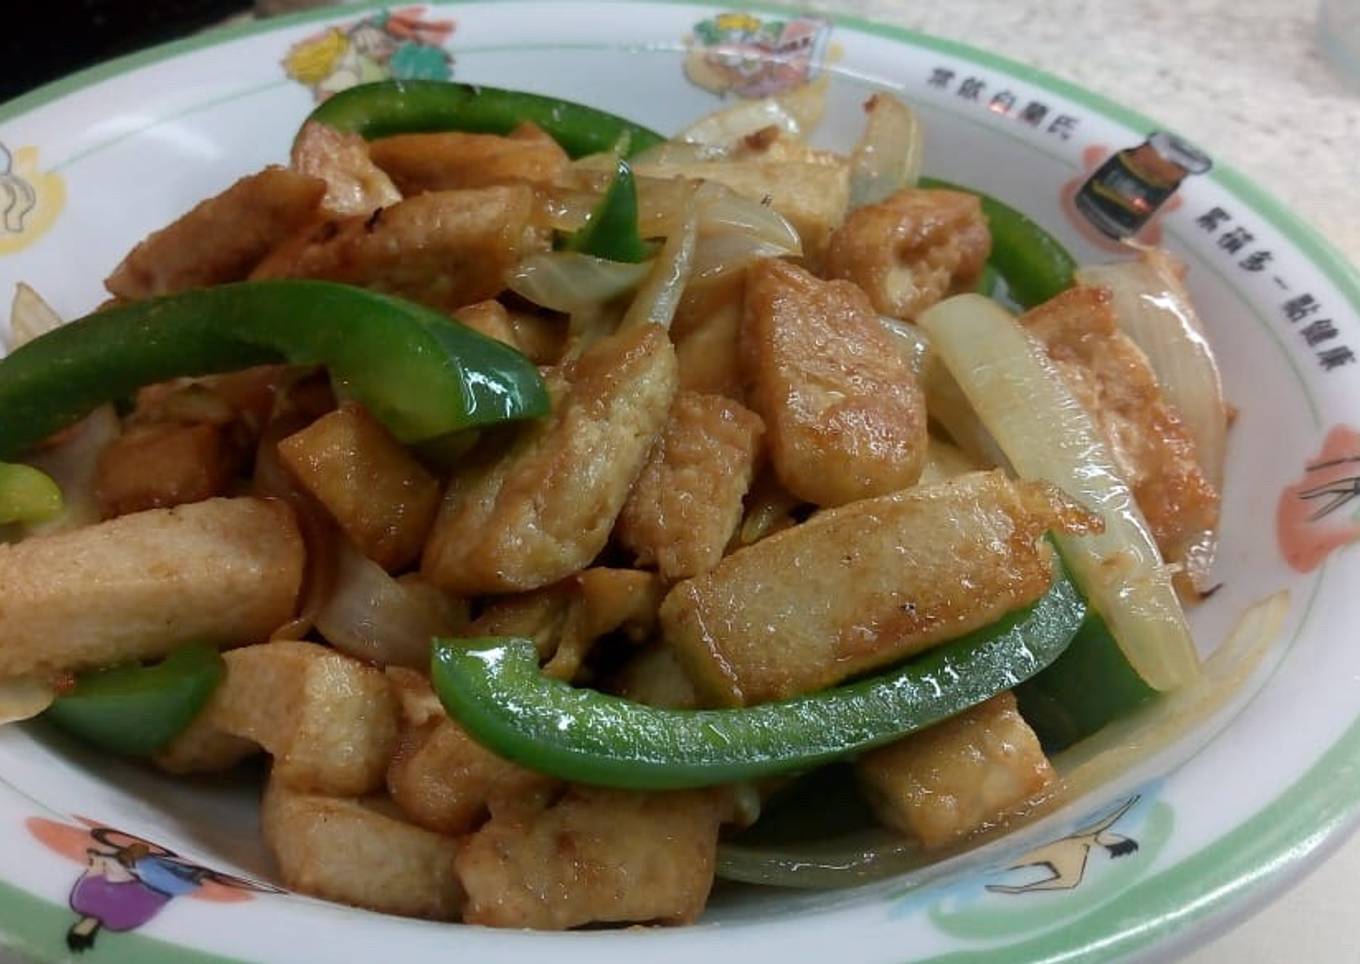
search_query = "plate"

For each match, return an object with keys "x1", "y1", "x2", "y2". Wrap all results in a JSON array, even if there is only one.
[{"x1": 2, "y1": 2, "x2": 1359, "y2": 961}]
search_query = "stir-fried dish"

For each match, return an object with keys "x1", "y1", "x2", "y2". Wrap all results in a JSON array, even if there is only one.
[{"x1": 0, "y1": 79, "x2": 1252, "y2": 929}]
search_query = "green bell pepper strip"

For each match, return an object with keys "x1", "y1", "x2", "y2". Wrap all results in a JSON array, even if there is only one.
[
  {"x1": 0, "y1": 280, "x2": 548, "y2": 461},
  {"x1": 305, "y1": 80, "x2": 666, "y2": 160},
  {"x1": 921, "y1": 177, "x2": 1077, "y2": 309},
  {"x1": 0, "y1": 462, "x2": 62, "y2": 524},
  {"x1": 563, "y1": 158, "x2": 651, "y2": 263},
  {"x1": 44, "y1": 644, "x2": 224, "y2": 756},
  {"x1": 430, "y1": 572, "x2": 1085, "y2": 790}
]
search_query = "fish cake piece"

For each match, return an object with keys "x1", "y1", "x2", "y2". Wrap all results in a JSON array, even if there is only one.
[
  {"x1": 422, "y1": 324, "x2": 677, "y2": 595},
  {"x1": 742, "y1": 258, "x2": 927, "y2": 507},
  {"x1": 617, "y1": 391, "x2": 764, "y2": 580},
  {"x1": 660, "y1": 471, "x2": 1092, "y2": 706},
  {"x1": 250, "y1": 185, "x2": 535, "y2": 313},
  {"x1": 0, "y1": 497, "x2": 302, "y2": 680},
  {"x1": 456, "y1": 788, "x2": 722, "y2": 929},
  {"x1": 290, "y1": 120, "x2": 402, "y2": 217},
  {"x1": 105, "y1": 166, "x2": 326, "y2": 300},
  {"x1": 1020, "y1": 285, "x2": 1219, "y2": 566},
  {"x1": 262, "y1": 778, "x2": 463, "y2": 921},
  {"x1": 824, "y1": 188, "x2": 990, "y2": 320},
  {"x1": 857, "y1": 691, "x2": 1054, "y2": 849},
  {"x1": 370, "y1": 122, "x2": 569, "y2": 194},
  {"x1": 155, "y1": 640, "x2": 398, "y2": 795}
]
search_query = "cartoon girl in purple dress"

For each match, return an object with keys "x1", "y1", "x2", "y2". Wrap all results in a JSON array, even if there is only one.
[{"x1": 26, "y1": 818, "x2": 282, "y2": 954}]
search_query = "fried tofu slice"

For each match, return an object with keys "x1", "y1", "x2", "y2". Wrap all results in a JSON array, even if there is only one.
[
  {"x1": 105, "y1": 167, "x2": 325, "y2": 300},
  {"x1": 824, "y1": 188, "x2": 990, "y2": 320},
  {"x1": 94, "y1": 422, "x2": 238, "y2": 519},
  {"x1": 291, "y1": 120, "x2": 402, "y2": 217},
  {"x1": 452, "y1": 299, "x2": 520, "y2": 350},
  {"x1": 617, "y1": 391, "x2": 764, "y2": 580},
  {"x1": 0, "y1": 498, "x2": 302, "y2": 680},
  {"x1": 673, "y1": 274, "x2": 747, "y2": 400},
  {"x1": 457, "y1": 788, "x2": 722, "y2": 929},
  {"x1": 742, "y1": 258, "x2": 927, "y2": 507},
  {"x1": 1019, "y1": 286, "x2": 1220, "y2": 565},
  {"x1": 610, "y1": 643, "x2": 699, "y2": 710},
  {"x1": 262, "y1": 778, "x2": 462, "y2": 921},
  {"x1": 857, "y1": 691, "x2": 1054, "y2": 849},
  {"x1": 155, "y1": 640, "x2": 398, "y2": 795},
  {"x1": 385, "y1": 668, "x2": 557, "y2": 835},
  {"x1": 422, "y1": 324, "x2": 677, "y2": 594},
  {"x1": 250, "y1": 186, "x2": 535, "y2": 313},
  {"x1": 661, "y1": 471, "x2": 1093, "y2": 706},
  {"x1": 278, "y1": 404, "x2": 441, "y2": 572},
  {"x1": 370, "y1": 122, "x2": 569, "y2": 194}
]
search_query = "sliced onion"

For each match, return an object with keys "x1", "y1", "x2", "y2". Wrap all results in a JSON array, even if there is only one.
[
  {"x1": 631, "y1": 140, "x2": 732, "y2": 166},
  {"x1": 0, "y1": 677, "x2": 56, "y2": 725},
  {"x1": 679, "y1": 75, "x2": 828, "y2": 147},
  {"x1": 694, "y1": 181, "x2": 801, "y2": 251},
  {"x1": 315, "y1": 538, "x2": 468, "y2": 669},
  {"x1": 508, "y1": 252, "x2": 653, "y2": 313},
  {"x1": 878, "y1": 315, "x2": 931, "y2": 378},
  {"x1": 622, "y1": 204, "x2": 698, "y2": 330},
  {"x1": 20, "y1": 406, "x2": 120, "y2": 537},
  {"x1": 920, "y1": 294, "x2": 1198, "y2": 691},
  {"x1": 7, "y1": 282, "x2": 62, "y2": 352},
  {"x1": 848, "y1": 93, "x2": 924, "y2": 210}
]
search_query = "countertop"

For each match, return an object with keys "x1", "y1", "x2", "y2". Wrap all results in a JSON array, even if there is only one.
[{"x1": 807, "y1": 0, "x2": 1359, "y2": 959}]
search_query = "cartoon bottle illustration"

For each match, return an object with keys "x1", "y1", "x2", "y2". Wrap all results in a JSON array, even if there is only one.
[{"x1": 1073, "y1": 132, "x2": 1212, "y2": 240}]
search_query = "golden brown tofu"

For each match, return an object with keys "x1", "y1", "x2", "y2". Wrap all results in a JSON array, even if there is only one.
[
  {"x1": 661, "y1": 471, "x2": 1091, "y2": 706},
  {"x1": 610, "y1": 643, "x2": 700, "y2": 710},
  {"x1": 742, "y1": 258, "x2": 927, "y2": 507},
  {"x1": 457, "y1": 788, "x2": 722, "y2": 929},
  {"x1": 452, "y1": 299, "x2": 520, "y2": 350},
  {"x1": 105, "y1": 167, "x2": 325, "y2": 300},
  {"x1": 155, "y1": 640, "x2": 398, "y2": 796},
  {"x1": 290, "y1": 120, "x2": 401, "y2": 217},
  {"x1": 673, "y1": 273, "x2": 747, "y2": 400},
  {"x1": 370, "y1": 122, "x2": 569, "y2": 194},
  {"x1": 617, "y1": 391, "x2": 764, "y2": 580},
  {"x1": 250, "y1": 186, "x2": 535, "y2": 313},
  {"x1": 857, "y1": 692, "x2": 1054, "y2": 849},
  {"x1": 94, "y1": 422, "x2": 237, "y2": 518},
  {"x1": 262, "y1": 779, "x2": 462, "y2": 921},
  {"x1": 505, "y1": 306, "x2": 567, "y2": 366},
  {"x1": 0, "y1": 498, "x2": 302, "y2": 680},
  {"x1": 824, "y1": 188, "x2": 990, "y2": 320},
  {"x1": 422, "y1": 324, "x2": 677, "y2": 595},
  {"x1": 277, "y1": 404, "x2": 441, "y2": 572},
  {"x1": 1020, "y1": 286, "x2": 1220, "y2": 565},
  {"x1": 388, "y1": 715, "x2": 557, "y2": 836}
]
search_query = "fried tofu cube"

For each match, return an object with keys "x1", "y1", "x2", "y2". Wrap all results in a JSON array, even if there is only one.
[
  {"x1": 1020, "y1": 286, "x2": 1220, "y2": 565},
  {"x1": 105, "y1": 166, "x2": 325, "y2": 300},
  {"x1": 824, "y1": 188, "x2": 991, "y2": 320},
  {"x1": 617, "y1": 391, "x2": 764, "y2": 580},
  {"x1": 456, "y1": 788, "x2": 722, "y2": 929},
  {"x1": 673, "y1": 274, "x2": 747, "y2": 400},
  {"x1": 250, "y1": 186, "x2": 535, "y2": 313},
  {"x1": 385, "y1": 667, "x2": 555, "y2": 836},
  {"x1": 857, "y1": 692, "x2": 1055, "y2": 849},
  {"x1": 422, "y1": 324, "x2": 677, "y2": 595},
  {"x1": 370, "y1": 122, "x2": 569, "y2": 194},
  {"x1": 155, "y1": 640, "x2": 398, "y2": 795},
  {"x1": 742, "y1": 258, "x2": 927, "y2": 507},
  {"x1": 610, "y1": 643, "x2": 699, "y2": 710},
  {"x1": 262, "y1": 778, "x2": 462, "y2": 921},
  {"x1": 452, "y1": 299, "x2": 520, "y2": 350},
  {"x1": 661, "y1": 471, "x2": 1090, "y2": 705},
  {"x1": 277, "y1": 404, "x2": 440, "y2": 572},
  {"x1": 0, "y1": 498, "x2": 302, "y2": 680},
  {"x1": 95, "y1": 423, "x2": 236, "y2": 518},
  {"x1": 290, "y1": 120, "x2": 401, "y2": 217}
]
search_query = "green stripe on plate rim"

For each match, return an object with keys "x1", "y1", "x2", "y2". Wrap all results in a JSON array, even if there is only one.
[{"x1": 0, "y1": 2, "x2": 1358, "y2": 961}]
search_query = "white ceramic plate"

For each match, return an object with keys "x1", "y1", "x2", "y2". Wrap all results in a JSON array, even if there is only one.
[{"x1": 2, "y1": 3, "x2": 1359, "y2": 961}]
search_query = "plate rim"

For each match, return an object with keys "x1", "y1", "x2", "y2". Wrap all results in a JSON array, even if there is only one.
[{"x1": 2, "y1": 2, "x2": 1359, "y2": 962}]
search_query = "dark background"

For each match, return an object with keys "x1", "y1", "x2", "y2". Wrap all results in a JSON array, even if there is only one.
[{"x1": 3, "y1": 0, "x2": 254, "y2": 102}]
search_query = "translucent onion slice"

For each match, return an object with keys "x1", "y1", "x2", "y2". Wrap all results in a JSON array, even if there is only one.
[
  {"x1": 21, "y1": 405, "x2": 120, "y2": 537},
  {"x1": 678, "y1": 75, "x2": 828, "y2": 147},
  {"x1": 314, "y1": 538, "x2": 468, "y2": 669},
  {"x1": 621, "y1": 204, "x2": 697, "y2": 330},
  {"x1": 7, "y1": 282, "x2": 62, "y2": 352},
  {"x1": 848, "y1": 93, "x2": 924, "y2": 210},
  {"x1": 507, "y1": 252, "x2": 653, "y2": 313},
  {"x1": 630, "y1": 140, "x2": 732, "y2": 166},
  {"x1": 0, "y1": 677, "x2": 56, "y2": 725},
  {"x1": 919, "y1": 294, "x2": 1198, "y2": 691}
]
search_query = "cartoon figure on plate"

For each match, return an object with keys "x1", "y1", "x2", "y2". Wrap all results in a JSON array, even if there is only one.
[
  {"x1": 0, "y1": 141, "x2": 65, "y2": 256},
  {"x1": 283, "y1": 6, "x2": 455, "y2": 102},
  {"x1": 1277, "y1": 425, "x2": 1360, "y2": 573},
  {"x1": 1062, "y1": 134, "x2": 1212, "y2": 253},
  {"x1": 25, "y1": 816, "x2": 281, "y2": 953},
  {"x1": 986, "y1": 797, "x2": 1140, "y2": 895},
  {"x1": 684, "y1": 12, "x2": 830, "y2": 98}
]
